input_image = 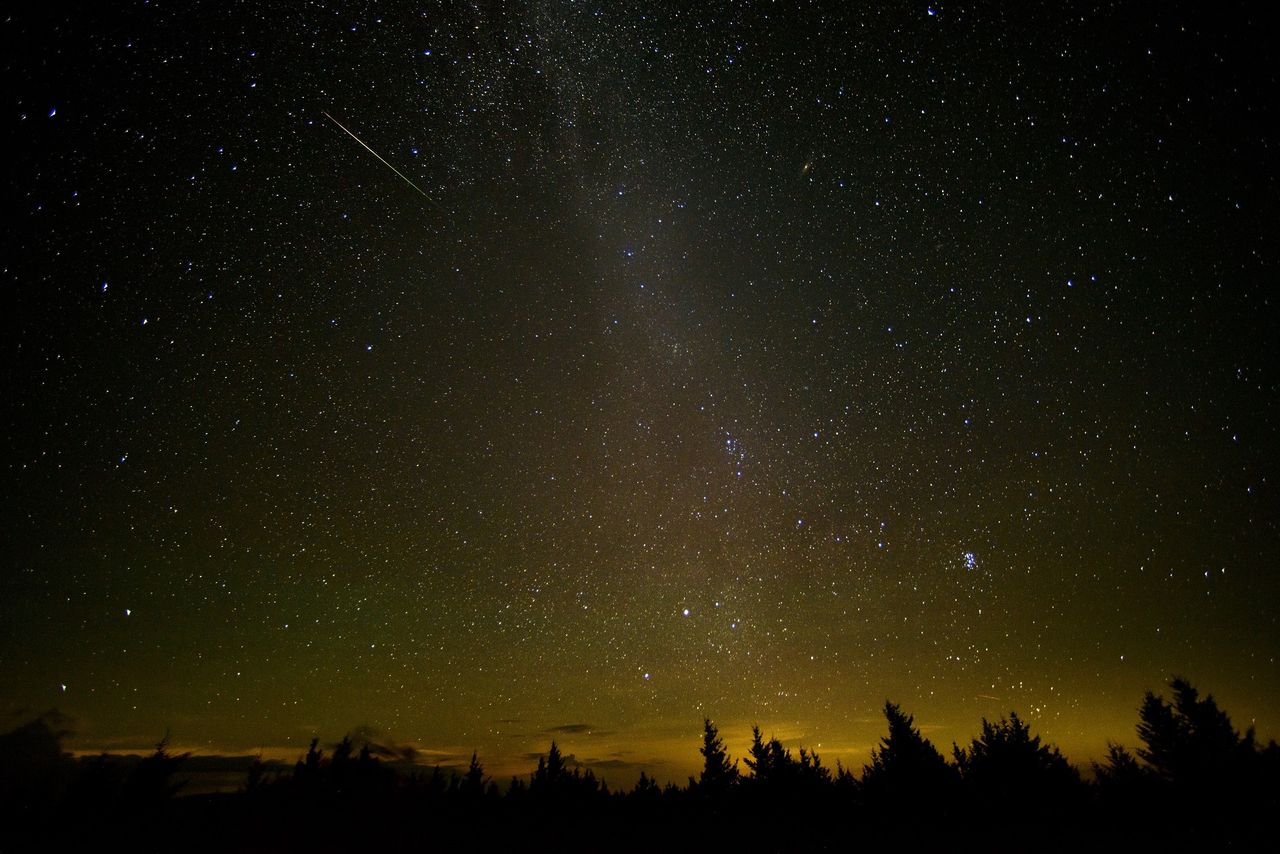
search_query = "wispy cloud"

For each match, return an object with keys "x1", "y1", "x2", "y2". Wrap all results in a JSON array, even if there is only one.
[{"x1": 540, "y1": 723, "x2": 614, "y2": 737}]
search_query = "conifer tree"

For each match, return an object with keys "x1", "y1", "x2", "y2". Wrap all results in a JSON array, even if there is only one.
[
  {"x1": 461, "y1": 751, "x2": 485, "y2": 796},
  {"x1": 744, "y1": 726, "x2": 766, "y2": 776},
  {"x1": 633, "y1": 770, "x2": 660, "y2": 798},
  {"x1": 695, "y1": 719, "x2": 739, "y2": 794},
  {"x1": 953, "y1": 711, "x2": 1080, "y2": 812},
  {"x1": 861, "y1": 701, "x2": 956, "y2": 809},
  {"x1": 1137, "y1": 677, "x2": 1248, "y2": 784}
]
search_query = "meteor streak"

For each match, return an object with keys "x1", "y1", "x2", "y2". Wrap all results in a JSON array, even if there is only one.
[{"x1": 322, "y1": 110, "x2": 443, "y2": 211}]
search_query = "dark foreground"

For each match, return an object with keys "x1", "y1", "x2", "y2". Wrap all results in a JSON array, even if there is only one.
[{"x1": 3, "y1": 679, "x2": 1277, "y2": 852}]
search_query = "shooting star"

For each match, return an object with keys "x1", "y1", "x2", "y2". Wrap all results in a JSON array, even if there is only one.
[{"x1": 322, "y1": 110, "x2": 444, "y2": 212}]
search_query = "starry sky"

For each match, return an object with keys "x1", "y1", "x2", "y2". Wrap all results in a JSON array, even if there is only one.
[{"x1": 5, "y1": 2, "x2": 1278, "y2": 784}]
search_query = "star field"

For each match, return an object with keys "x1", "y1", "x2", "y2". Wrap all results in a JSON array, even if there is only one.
[{"x1": 4, "y1": 2, "x2": 1278, "y2": 782}]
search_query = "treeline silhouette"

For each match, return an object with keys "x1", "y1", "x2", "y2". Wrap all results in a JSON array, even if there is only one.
[{"x1": 2, "y1": 678, "x2": 1277, "y2": 852}]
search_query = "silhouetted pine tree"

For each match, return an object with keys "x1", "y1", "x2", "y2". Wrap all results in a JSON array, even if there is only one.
[
  {"x1": 121, "y1": 734, "x2": 189, "y2": 807},
  {"x1": 425, "y1": 765, "x2": 447, "y2": 798},
  {"x1": 1093, "y1": 742, "x2": 1148, "y2": 787},
  {"x1": 1122, "y1": 675, "x2": 1280, "y2": 832},
  {"x1": 1136, "y1": 677, "x2": 1249, "y2": 786},
  {"x1": 861, "y1": 701, "x2": 957, "y2": 813},
  {"x1": 243, "y1": 754, "x2": 267, "y2": 793},
  {"x1": 953, "y1": 712, "x2": 1081, "y2": 816},
  {"x1": 744, "y1": 726, "x2": 770, "y2": 781},
  {"x1": 743, "y1": 726, "x2": 796, "y2": 787},
  {"x1": 1076, "y1": 678, "x2": 1274, "y2": 846},
  {"x1": 332, "y1": 735, "x2": 355, "y2": 766},
  {"x1": 293, "y1": 736, "x2": 323, "y2": 791},
  {"x1": 507, "y1": 775, "x2": 527, "y2": 799},
  {"x1": 633, "y1": 770, "x2": 661, "y2": 800},
  {"x1": 833, "y1": 760, "x2": 859, "y2": 798},
  {"x1": 531, "y1": 741, "x2": 568, "y2": 793},
  {"x1": 1092, "y1": 742, "x2": 1159, "y2": 818},
  {"x1": 691, "y1": 719, "x2": 738, "y2": 797},
  {"x1": 461, "y1": 751, "x2": 485, "y2": 797},
  {"x1": 741, "y1": 725, "x2": 835, "y2": 804},
  {"x1": 797, "y1": 747, "x2": 832, "y2": 789},
  {"x1": 532, "y1": 741, "x2": 606, "y2": 803}
]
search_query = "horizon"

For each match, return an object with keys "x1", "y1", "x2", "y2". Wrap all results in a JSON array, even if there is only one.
[
  {"x1": 7, "y1": 679, "x2": 1277, "y2": 850},
  {"x1": 29, "y1": 676, "x2": 1278, "y2": 791}
]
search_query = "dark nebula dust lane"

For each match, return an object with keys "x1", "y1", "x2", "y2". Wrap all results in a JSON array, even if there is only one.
[{"x1": 3, "y1": 2, "x2": 1278, "y2": 783}]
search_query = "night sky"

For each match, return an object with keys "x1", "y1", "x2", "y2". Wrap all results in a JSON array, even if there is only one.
[{"x1": 5, "y1": 2, "x2": 1278, "y2": 784}]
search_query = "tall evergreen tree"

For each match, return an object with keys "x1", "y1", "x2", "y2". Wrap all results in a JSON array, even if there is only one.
[
  {"x1": 797, "y1": 747, "x2": 832, "y2": 787},
  {"x1": 122, "y1": 734, "x2": 189, "y2": 806},
  {"x1": 953, "y1": 712, "x2": 1081, "y2": 813},
  {"x1": 694, "y1": 719, "x2": 739, "y2": 794},
  {"x1": 546, "y1": 741, "x2": 566, "y2": 782},
  {"x1": 531, "y1": 741, "x2": 568, "y2": 795},
  {"x1": 744, "y1": 726, "x2": 770, "y2": 780},
  {"x1": 461, "y1": 751, "x2": 485, "y2": 796},
  {"x1": 861, "y1": 701, "x2": 957, "y2": 810},
  {"x1": 1093, "y1": 742, "x2": 1147, "y2": 787},
  {"x1": 633, "y1": 770, "x2": 660, "y2": 799},
  {"x1": 1136, "y1": 677, "x2": 1253, "y2": 786}
]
